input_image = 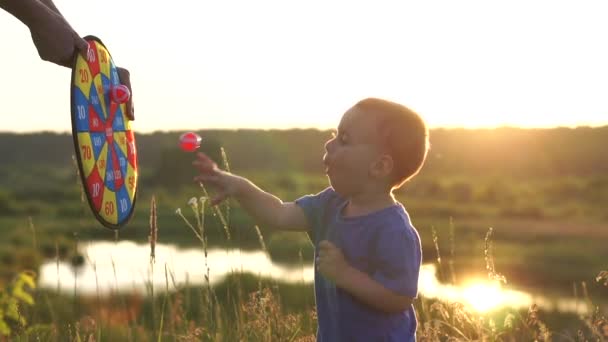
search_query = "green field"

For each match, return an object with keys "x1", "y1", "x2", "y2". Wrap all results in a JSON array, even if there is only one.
[{"x1": 1, "y1": 128, "x2": 607, "y2": 340}]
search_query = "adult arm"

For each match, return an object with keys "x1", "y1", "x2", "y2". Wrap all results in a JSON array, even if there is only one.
[{"x1": 1, "y1": 0, "x2": 88, "y2": 67}]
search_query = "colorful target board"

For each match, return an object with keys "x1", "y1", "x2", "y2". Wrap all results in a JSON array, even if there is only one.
[{"x1": 71, "y1": 36, "x2": 137, "y2": 229}]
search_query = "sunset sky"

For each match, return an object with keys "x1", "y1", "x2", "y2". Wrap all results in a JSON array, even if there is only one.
[{"x1": 1, "y1": 0, "x2": 607, "y2": 133}]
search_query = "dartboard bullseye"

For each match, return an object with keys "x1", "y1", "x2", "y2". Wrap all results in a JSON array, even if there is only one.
[{"x1": 71, "y1": 36, "x2": 137, "y2": 229}]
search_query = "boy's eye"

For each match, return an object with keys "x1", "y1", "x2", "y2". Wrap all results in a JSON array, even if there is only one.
[
  {"x1": 336, "y1": 134, "x2": 348, "y2": 145},
  {"x1": 330, "y1": 130, "x2": 348, "y2": 144},
  {"x1": 339, "y1": 134, "x2": 348, "y2": 144}
]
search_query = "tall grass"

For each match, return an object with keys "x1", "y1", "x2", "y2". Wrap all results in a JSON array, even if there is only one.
[
  {"x1": 2, "y1": 195, "x2": 607, "y2": 341},
  {"x1": 417, "y1": 226, "x2": 608, "y2": 341}
]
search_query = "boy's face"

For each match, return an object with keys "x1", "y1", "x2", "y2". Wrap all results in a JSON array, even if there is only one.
[{"x1": 323, "y1": 106, "x2": 386, "y2": 196}]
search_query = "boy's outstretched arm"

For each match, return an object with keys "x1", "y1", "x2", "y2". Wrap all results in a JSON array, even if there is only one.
[
  {"x1": 318, "y1": 240, "x2": 413, "y2": 314},
  {"x1": 193, "y1": 152, "x2": 309, "y2": 231}
]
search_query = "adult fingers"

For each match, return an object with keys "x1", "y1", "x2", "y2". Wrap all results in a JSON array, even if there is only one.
[
  {"x1": 75, "y1": 35, "x2": 89, "y2": 53},
  {"x1": 117, "y1": 67, "x2": 134, "y2": 120}
]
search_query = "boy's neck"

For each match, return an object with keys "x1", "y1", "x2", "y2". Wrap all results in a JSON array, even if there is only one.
[{"x1": 343, "y1": 190, "x2": 396, "y2": 218}]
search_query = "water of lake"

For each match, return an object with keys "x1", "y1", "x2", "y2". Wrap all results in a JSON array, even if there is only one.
[{"x1": 38, "y1": 240, "x2": 590, "y2": 315}]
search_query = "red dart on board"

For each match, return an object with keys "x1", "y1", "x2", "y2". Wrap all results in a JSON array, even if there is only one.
[{"x1": 111, "y1": 84, "x2": 130, "y2": 104}]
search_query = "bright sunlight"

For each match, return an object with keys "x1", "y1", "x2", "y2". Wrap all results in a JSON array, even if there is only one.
[{"x1": 460, "y1": 280, "x2": 513, "y2": 313}]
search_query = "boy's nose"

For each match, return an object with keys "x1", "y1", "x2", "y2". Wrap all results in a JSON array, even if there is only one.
[{"x1": 324, "y1": 138, "x2": 335, "y2": 153}]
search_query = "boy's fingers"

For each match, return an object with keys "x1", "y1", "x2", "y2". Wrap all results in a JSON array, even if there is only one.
[
  {"x1": 193, "y1": 160, "x2": 218, "y2": 174},
  {"x1": 194, "y1": 154, "x2": 218, "y2": 169},
  {"x1": 194, "y1": 174, "x2": 218, "y2": 183},
  {"x1": 195, "y1": 152, "x2": 210, "y2": 160},
  {"x1": 318, "y1": 240, "x2": 334, "y2": 250},
  {"x1": 210, "y1": 193, "x2": 227, "y2": 206},
  {"x1": 192, "y1": 160, "x2": 208, "y2": 170}
]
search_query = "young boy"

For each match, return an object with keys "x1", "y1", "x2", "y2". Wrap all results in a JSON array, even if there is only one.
[{"x1": 193, "y1": 98, "x2": 429, "y2": 341}]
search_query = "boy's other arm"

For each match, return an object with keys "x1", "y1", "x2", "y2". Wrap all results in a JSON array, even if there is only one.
[
  {"x1": 337, "y1": 264, "x2": 413, "y2": 313},
  {"x1": 193, "y1": 152, "x2": 309, "y2": 231},
  {"x1": 318, "y1": 240, "x2": 413, "y2": 313}
]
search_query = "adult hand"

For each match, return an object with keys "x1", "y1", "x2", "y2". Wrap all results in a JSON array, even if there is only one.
[
  {"x1": 28, "y1": 5, "x2": 88, "y2": 67},
  {"x1": 117, "y1": 67, "x2": 135, "y2": 120}
]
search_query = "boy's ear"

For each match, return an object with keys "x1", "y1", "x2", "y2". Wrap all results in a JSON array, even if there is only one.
[{"x1": 370, "y1": 154, "x2": 394, "y2": 178}]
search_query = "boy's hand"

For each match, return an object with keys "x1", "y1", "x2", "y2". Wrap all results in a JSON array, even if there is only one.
[
  {"x1": 193, "y1": 152, "x2": 242, "y2": 206},
  {"x1": 317, "y1": 240, "x2": 349, "y2": 282}
]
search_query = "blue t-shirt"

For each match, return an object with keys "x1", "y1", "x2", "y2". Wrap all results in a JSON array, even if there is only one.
[{"x1": 295, "y1": 187, "x2": 422, "y2": 342}]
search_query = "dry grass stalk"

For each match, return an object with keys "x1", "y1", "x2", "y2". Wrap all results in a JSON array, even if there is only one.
[
  {"x1": 484, "y1": 227, "x2": 507, "y2": 284},
  {"x1": 72, "y1": 154, "x2": 86, "y2": 203},
  {"x1": 149, "y1": 195, "x2": 158, "y2": 264},
  {"x1": 254, "y1": 225, "x2": 268, "y2": 255},
  {"x1": 198, "y1": 182, "x2": 231, "y2": 240},
  {"x1": 174, "y1": 208, "x2": 204, "y2": 244},
  {"x1": 220, "y1": 147, "x2": 231, "y2": 228},
  {"x1": 596, "y1": 270, "x2": 608, "y2": 286}
]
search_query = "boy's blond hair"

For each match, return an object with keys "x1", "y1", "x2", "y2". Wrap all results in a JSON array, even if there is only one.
[{"x1": 355, "y1": 98, "x2": 429, "y2": 189}]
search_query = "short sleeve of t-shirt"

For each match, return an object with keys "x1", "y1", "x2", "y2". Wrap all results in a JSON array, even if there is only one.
[
  {"x1": 371, "y1": 221, "x2": 422, "y2": 298},
  {"x1": 294, "y1": 187, "x2": 336, "y2": 244}
]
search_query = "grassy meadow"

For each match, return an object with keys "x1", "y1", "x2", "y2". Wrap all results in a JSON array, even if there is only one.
[{"x1": 0, "y1": 128, "x2": 607, "y2": 340}]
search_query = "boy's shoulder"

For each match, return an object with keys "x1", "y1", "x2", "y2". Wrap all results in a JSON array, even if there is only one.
[
  {"x1": 314, "y1": 186, "x2": 345, "y2": 207},
  {"x1": 376, "y1": 202, "x2": 410, "y2": 226},
  {"x1": 374, "y1": 203, "x2": 420, "y2": 240}
]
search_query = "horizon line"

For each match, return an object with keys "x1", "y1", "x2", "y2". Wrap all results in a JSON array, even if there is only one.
[{"x1": 2, "y1": 123, "x2": 608, "y2": 135}]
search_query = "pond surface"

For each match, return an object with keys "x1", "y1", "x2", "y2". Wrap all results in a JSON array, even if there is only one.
[{"x1": 38, "y1": 240, "x2": 592, "y2": 315}]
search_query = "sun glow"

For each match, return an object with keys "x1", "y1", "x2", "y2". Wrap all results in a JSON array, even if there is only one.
[
  {"x1": 460, "y1": 280, "x2": 509, "y2": 313},
  {"x1": 1, "y1": 1, "x2": 608, "y2": 132},
  {"x1": 419, "y1": 265, "x2": 534, "y2": 313}
]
